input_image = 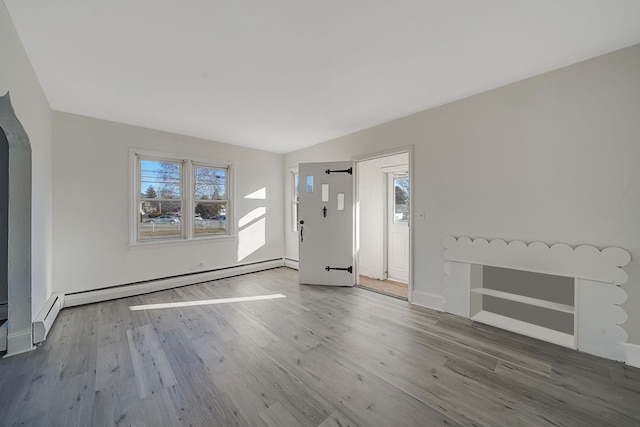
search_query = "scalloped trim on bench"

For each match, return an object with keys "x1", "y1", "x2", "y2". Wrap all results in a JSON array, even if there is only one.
[{"x1": 443, "y1": 236, "x2": 630, "y2": 284}]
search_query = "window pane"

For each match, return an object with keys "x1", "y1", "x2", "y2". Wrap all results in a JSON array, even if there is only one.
[
  {"x1": 394, "y1": 177, "x2": 409, "y2": 223},
  {"x1": 292, "y1": 172, "x2": 299, "y2": 232},
  {"x1": 139, "y1": 201, "x2": 183, "y2": 240},
  {"x1": 306, "y1": 175, "x2": 313, "y2": 192},
  {"x1": 195, "y1": 166, "x2": 226, "y2": 201},
  {"x1": 194, "y1": 202, "x2": 227, "y2": 236},
  {"x1": 139, "y1": 158, "x2": 182, "y2": 242},
  {"x1": 140, "y1": 159, "x2": 181, "y2": 199},
  {"x1": 322, "y1": 184, "x2": 329, "y2": 202}
]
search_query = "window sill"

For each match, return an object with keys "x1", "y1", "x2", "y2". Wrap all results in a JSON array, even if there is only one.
[{"x1": 129, "y1": 234, "x2": 235, "y2": 250}]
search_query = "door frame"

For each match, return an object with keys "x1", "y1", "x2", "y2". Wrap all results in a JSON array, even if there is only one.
[{"x1": 354, "y1": 146, "x2": 413, "y2": 302}]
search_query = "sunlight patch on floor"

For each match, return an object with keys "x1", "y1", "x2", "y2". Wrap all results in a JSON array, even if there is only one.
[{"x1": 129, "y1": 294, "x2": 286, "y2": 311}]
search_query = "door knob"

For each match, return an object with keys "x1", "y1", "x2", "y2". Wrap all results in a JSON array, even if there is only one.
[{"x1": 299, "y1": 220, "x2": 304, "y2": 243}]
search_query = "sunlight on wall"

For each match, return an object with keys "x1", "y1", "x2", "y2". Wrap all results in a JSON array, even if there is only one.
[
  {"x1": 237, "y1": 206, "x2": 267, "y2": 261},
  {"x1": 238, "y1": 218, "x2": 266, "y2": 261},
  {"x1": 129, "y1": 293, "x2": 286, "y2": 311},
  {"x1": 245, "y1": 187, "x2": 266, "y2": 199},
  {"x1": 239, "y1": 206, "x2": 266, "y2": 228},
  {"x1": 237, "y1": 188, "x2": 267, "y2": 261},
  {"x1": 238, "y1": 217, "x2": 266, "y2": 261}
]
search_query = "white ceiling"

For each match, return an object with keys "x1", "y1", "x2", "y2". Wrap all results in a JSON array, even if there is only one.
[{"x1": 5, "y1": 1, "x2": 640, "y2": 154}]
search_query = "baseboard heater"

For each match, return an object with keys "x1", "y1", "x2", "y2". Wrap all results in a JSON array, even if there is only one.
[
  {"x1": 0, "y1": 320, "x2": 7, "y2": 352},
  {"x1": 0, "y1": 302, "x2": 7, "y2": 322},
  {"x1": 33, "y1": 293, "x2": 64, "y2": 345},
  {"x1": 284, "y1": 258, "x2": 299, "y2": 270},
  {"x1": 64, "y1": 259, "x2": 285, "y2": 308}
]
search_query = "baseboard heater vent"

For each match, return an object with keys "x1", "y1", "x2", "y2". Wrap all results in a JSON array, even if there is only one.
[
  {"x1": 64, "y1": 259, "x2": 285, "y2": 308},
  {"x1": 33, "y1": 293, "x2": 64, "y2": 345},
  {"x1": 0, "y1": 303, "x2": 7, "y2": 322}
]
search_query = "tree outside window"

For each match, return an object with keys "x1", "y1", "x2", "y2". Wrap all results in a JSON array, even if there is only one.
[{"x1": 194, "y1": 165, "x2": 228, "y2": 236}]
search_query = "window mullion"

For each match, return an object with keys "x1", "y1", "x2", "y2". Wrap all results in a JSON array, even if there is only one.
[
  {"x1": 184, "y1": 159, "x2": 192, "y2": 239},
  {"x1": 135, "y1": 155, "x2": 142, "y2": 242}
]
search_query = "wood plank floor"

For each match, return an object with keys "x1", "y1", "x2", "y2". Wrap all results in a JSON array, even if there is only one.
[{"x1": 1, "y1": 267, "x2": 640, "y2": 426}]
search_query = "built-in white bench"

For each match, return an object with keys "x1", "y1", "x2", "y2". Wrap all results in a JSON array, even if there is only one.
[{"x1": 442, "y1": 236, "x2": 631, "y2": 362}]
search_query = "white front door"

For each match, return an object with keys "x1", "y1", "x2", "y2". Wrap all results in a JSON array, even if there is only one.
[
  {"x1": 387, "y1": 173, "x2": 409, "y2": 283},
  {"x1": 298, "y1": 161, "x2": 355, "y2": 286}
]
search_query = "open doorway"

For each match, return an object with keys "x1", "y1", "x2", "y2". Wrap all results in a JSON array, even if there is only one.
[{"x1": 356, "y1": 151, "x2": 410, "y2": 300}]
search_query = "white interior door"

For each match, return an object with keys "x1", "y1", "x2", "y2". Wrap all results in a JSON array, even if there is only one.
[
  {"x1": 298, "y1": 161, "x2": 355, "y2": 286},
  {"x1": 387, "y1": 173, "x2": 409, "y2": 283}
]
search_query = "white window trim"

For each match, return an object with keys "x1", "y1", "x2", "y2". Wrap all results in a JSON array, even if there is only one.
[
  {"x1": 289, "y1": 166, "x2": 299, "y2": 234},
  {"x1": 129, "y1": 148, "x2": 234, "y2": 246}
]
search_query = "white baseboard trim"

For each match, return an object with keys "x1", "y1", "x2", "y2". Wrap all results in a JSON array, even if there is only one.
[
  {"x1": 622, "y1": 342, "x2": 640, "y2": 368},
  {"x1": 411, "y1": 291, "x2": 445, "y2": 312},
  {"x1": 5, "y1": 329, "x2": 34, "y2": 357},
  {"x1": 63, "y1": 259, "x2": 284, "y2": 308},
  {"x1": 284, "y1": 258, "x2": 299, "y2": 270}
]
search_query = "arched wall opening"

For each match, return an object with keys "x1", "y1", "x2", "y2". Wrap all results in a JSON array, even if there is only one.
[
  {"x1": 1, "y1": 125, "x2": 8, "y2": 323},
  {"x1": 0, "y1": 92, "x2": 33, "y2": 356}
]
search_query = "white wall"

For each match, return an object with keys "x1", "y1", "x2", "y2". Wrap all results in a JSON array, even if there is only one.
[
  {"x1": 52, "y1": 112, "x2": 284, "y2": 294},
  {"x1": 0, "y1": 1, "x2": 53, "y2": 319},
  {"x1": 285, "y1": 44, "x2": 640, "y2": 344}
]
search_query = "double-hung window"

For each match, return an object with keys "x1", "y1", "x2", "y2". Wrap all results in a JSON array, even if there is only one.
[{"x1": 133, "y1": 150, "x2": 232, "y2": 243}]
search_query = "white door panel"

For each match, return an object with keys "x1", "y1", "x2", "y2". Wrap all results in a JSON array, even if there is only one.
[
  {"x1": 390, "y1": 232, "x2": 409, "y2": 270},
  {"x1": 298, "y1": 161, "x2": 355, "y2": 286},
  {"x1": 387, "y1": 173, "x2": 409, "y2": 283}
]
